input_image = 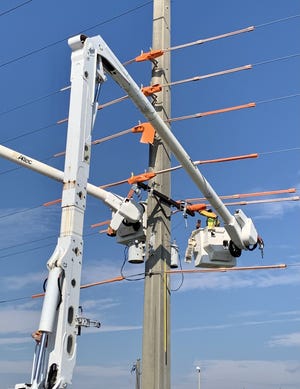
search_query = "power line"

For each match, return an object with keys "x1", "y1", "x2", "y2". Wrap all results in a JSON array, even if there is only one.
[
  {"x1": 0, "y1": 88, "x2": 65, "y2": 118},
  {"x1": 10, "y1": 51, "x2": 300, "y2": 121},
  {"x1": 0, "y1": 234, "x2": 57, "y2": 252},
  {"x1": 256, "y1": 93, "x2": 300, "y2": 105},
  {"x1": 1, "y1": 51, "x2": 300, "y2": 147},
  {"x1": 124, "y1": 15, "x2": 300, "y2": 65},
  {"x1": 1, "y1": 122, "x2": 58, "y2": 145},
  {"x1": 0, "y1": 242, "x2": 54, "y2": 260},
  {"x1": 0, "y1": 230, "x2": 99, "y2": 261},
  {"x1": 253, "y1": 53, "x2": 300, "y2": 67},
  {"x1": 0, "y1": 1, "x2": 152, "y2": 69},
  {"x1": 255, "y1": 14, "x2": 300, "y2": 28},
  {"x1": 259, "y1": 147, "x2": 300, "y2": 155},
  {"x1": 0, "y1": 0, "x2": 32, "y2": 17},
  {"x1": 0, "y1": 205, "x2": 41, "y2": 220},
  {"x1": 1, "y1": 262, "x2": 294, "y2": 306}
]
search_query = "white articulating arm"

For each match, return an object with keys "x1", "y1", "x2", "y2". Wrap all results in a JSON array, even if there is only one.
[
  {"x1": 10, "y1": 35, "x2": 143, "y2": 389},
  {"x1": 0, "y1": 144, "x2": 143, "y2": 226},
  {"x1": 93, "y1": 35, "x2": 260, "y2": 251}
]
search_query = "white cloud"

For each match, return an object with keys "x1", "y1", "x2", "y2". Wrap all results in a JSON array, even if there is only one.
[
  {"x1": 0, "y1": 307, "x2": 40, "y2": 334},
  {"x1": 0, "y1": 337, "x2": 32, "y2": 346},
  {"x1": 81, "y1": 262, "x2": 122, "y2": 284},
  {"x1": 252, "y1": 196, "x2": 300, "y2": 220},
  {"x1": 76, "y1": 363, "x2": 129, "y2": 377},
  {"x1": 268, "y1": 332, "x2": 300, "y2": 347},
  {"x1": 0, "y1": 206, "x2": 59, "y2": 247},
  {"x1": 276, "y1": 310, "x2": 300, "y2": 317},
  {"x1": 80, "y1": 297, "x2": 120, "y2": 312},
  {"x1": 188, "y1": 359, "x2": 300, "y2": 389},
  {"x1": 0, "y1": 271, "x2": 47, "y2": 291},
  {"x1": 0, "y1": 359, "x2": 31, "y2": 374},
  {"x1": 179, "y1": 267, "x2": 300, "y2": 292},
  {"x1": 99, "y1": 324, "x2": 142, "y2": 333},
  {"x1": 81, "y1": 260, "x2": 144, "y2": 285},
  {"x1": 176, "y1": 316, "x2": 300, "y2": 333},
  {"x1": 71, "y1": 363, "x2": 138, "y2": 389}
]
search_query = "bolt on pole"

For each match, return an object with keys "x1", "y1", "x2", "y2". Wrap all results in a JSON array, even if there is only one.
[{"x1": 142, "y1": 1, "x2": 171, "y2": 389}]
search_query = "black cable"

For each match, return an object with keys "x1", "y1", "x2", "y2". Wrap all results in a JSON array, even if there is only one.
[
  {"x1": 1, "y1": 122, "x2": 59, "y2": 145},
  {"x1": 0, "y1": 0, "x2": 32, "y2": 17},
  {"x1": 0, "y1": 296, "x2": 31, "y2": 304},
  {"x1": 170, "y1": 253, "x2": 184, "y2": 292},
  {"x1": 0, "y1": 242, "x2": 54, "y2": 260},
  {"x1": 120, "y1": 245, "x2": 129, "y2": 279},
  {"x1": 42, "y1": 278, "x2": 48, "y2": 293},
  {"x1": 0, "y1": 205, "x2": 41, "y2": 220},
  {"x1": 120, "y1": 245, "x2": 146, "y2": 281},
  {"x1": 0, "y1": 89, "x2": 63, "y2": 118},
  {"x1": 0, "y1": 234, "x2": 57, "y2": 252},
  {"x1": 0, "y1": 231, "x2": 99, "y2": 260}
]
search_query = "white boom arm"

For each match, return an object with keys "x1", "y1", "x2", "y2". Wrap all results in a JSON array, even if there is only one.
[
  {"x1": 0, "y1": 144, "x2": 143, "y2": 226},
  {"x1": 93, "y1": 34, "x2": 259, "y2": 251},
  {"x1": 11, "y1": 35, "x2": 143, "y2": 389}
]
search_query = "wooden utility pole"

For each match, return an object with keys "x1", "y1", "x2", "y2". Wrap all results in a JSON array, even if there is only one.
[{"x1": 141, "y1": 1, "x2": 171, "y2": 389}]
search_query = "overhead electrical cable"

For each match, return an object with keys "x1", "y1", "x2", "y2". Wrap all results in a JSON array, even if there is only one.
[
  {"x1": 0, "y1": 263, "x2": 296, "y2": 306},
  {"x1": 21, "y1": 263, "x2": 296, "y2": 304},
  {"x1": 0, "y1": 11, "x2": 298, "y2": 72},
  {"x1": 99, "y1": 153, "x2": 258, "y2": 189},
  {"x1": 0, "y1": 230, "x2": 99, "y2": 261},
  {"x1": 124, "y1": 15, "x2": 300, "y2": 65},
  {"x1": 259, "y1": 147, "x2": 300, "y2": 155},
  {"x1": 0, "y1": 1, "x2": 152, "y2": 69},
  {"x1": 222, "y1": 196, "x2": 300, "y2": 207},
  {"x1": 168, "y1": 102, "x2": 256, "y2": 123},
  {"x1": 0, "y1": 205, "x2": 41, "y2": 220},
  {"x1": 0, "y1": 242, "x2": 54, "y2": 260},
  {"x1": 0, "y1": 234, "x2": 57, "y2": 252},
  {"x1": 185, "y1": 188, "x2": 297, "y2": 203},
  {"x1": 94, "y1": 190, "x2": 298, "y2": 233},
  {"x1": 2, "y1": 123, "x2": 58, "y2": 145},
  {"x1": 0, "y1": 88, "x2": 67, "y2": 118},
  {"x1": 0, "y1": 263, "x2": 288, "y2": 305},
  {"x1": 42, "y1": 153, "x2": 259, "y2": 206},
  {"x1": 0, "y1": 0, "x2": 32, "y2": 17},
  {"x1": 2, "y1": 52, "x2": 300, "y2": 147},
  {"x1": 124, "y1": 26, "x2": 254, "y2": 65},
  {"x1": 255, "y1": 14, "x2": 300, "y2": 28},
  {"x1": 52, "y1": 93, "x2": 300, "y2": 155},
  {"x1": 166, "y1": 264, "x2": 287, "y2": 275},
  {"x1": 256, "y1": 93, "x2": 300, "y2": 105},
  {"x1": 2, "y1": 51, "x2": 299, "y2": 121}
]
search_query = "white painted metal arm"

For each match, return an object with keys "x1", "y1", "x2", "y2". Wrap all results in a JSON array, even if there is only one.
[
  {"x1": 94, "y1": 35, "x2": 259, "y2": 250},
  {"x1": 11, "y1": 34, "x2": 141, "y2": 389},
  {"x1": 0, "y1": 144, "x2": 143, "y2": 224}
]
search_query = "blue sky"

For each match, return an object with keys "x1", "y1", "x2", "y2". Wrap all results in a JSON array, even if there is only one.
[{"x1": 0, "y1": 1, "x2": 299, "y2": 388}]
